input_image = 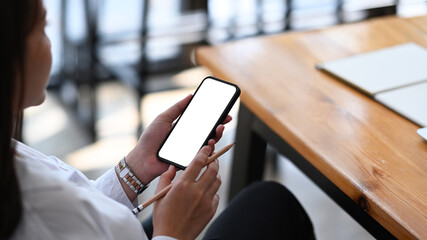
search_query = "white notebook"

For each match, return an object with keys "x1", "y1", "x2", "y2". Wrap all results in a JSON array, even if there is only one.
[
  {"x1": 418, "y1": 127, "x2": 427, "y2": 140},
  {"x1": 316, "y1": 43, "x2": 427, "y2": 95},
  {"x1": 375, "y1": 81, "x2": 427, "y2": 127}
]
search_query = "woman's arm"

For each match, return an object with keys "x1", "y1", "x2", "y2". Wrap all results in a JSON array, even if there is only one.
[
  {"x1": 93, "y1": 168, "x2": 138, "y2": 209},
  {"x1": 94, "y1": 95, "x2": 230, "y2": 206}
]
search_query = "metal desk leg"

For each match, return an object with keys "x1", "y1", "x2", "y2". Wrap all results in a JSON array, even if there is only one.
[
  {"x1": 228, "y1": 104, "x2": 267, "y2": 201},
  {"x1": 238, "y1": 104, "x2": 397, "y2": 239}
]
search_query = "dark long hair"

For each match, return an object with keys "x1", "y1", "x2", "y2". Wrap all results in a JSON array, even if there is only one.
[{"x1": 0, "y1": 0, "x2": 41, "y2": 238}]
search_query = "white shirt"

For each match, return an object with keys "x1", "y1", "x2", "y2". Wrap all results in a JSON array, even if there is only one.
[{"x1": 11, "y1": 140, "x2": 176, "y2": 240}]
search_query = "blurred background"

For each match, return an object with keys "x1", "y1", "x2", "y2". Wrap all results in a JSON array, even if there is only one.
[{"x1": 23, "y1": 0, "x2": 427, "y2": 239}]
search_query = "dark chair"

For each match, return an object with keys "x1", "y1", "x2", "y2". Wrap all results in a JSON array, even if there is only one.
[
  {"x1": 59, "y1": 0, "x2": 209, "y2": 140},
  {"x1": 56, "y1": 0, "x2": 399, "y2": 141}
]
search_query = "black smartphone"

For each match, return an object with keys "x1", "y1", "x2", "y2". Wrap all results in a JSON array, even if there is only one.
[{"x1": 157, "y1": 76, "x2": 241, "y2": 169}]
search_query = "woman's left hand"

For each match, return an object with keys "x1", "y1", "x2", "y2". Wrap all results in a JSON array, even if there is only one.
[{"x1": 125, "y1": 94, "x2": 231, "y2": 188}]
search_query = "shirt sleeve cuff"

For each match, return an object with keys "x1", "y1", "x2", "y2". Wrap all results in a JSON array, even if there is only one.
[
  {"x1": 152, "y1": 236, "x2": 178, "y2": 240},
  {"x1": 93, "y1": 167, "x2": 137, "y2": 209}
]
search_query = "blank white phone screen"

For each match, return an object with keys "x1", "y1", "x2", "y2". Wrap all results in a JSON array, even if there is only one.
[{"x1": 158, "y1": 78, "x2": 238, "y2": 167}]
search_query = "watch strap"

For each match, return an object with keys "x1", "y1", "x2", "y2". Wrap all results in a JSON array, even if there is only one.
[{"x1": 115, "y1": 157, "x2": 148, "y2": 194}]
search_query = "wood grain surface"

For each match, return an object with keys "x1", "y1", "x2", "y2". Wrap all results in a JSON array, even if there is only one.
[{"x1": 196, "y1": 15, "x2": 427, "y2": 239}]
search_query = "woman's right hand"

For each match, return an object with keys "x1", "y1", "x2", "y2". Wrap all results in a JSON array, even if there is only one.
[{"x1": 152, "y1": 143, "x2": 222, "y2": 240}]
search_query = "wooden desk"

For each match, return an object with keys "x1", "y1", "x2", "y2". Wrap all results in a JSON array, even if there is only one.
[{"x1": 196, "y1": 15, "x2": 427, "y2": 239}]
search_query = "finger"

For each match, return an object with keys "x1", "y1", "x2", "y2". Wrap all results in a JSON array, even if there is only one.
[
  {"x1": 155, "y1": 165, "x2": 176, "y2": 194},
  {"x1": 213, "y1": 125, "x2": 225, "y2": 143},
  {"x1": 197, "y1": 158, "x2": 219, "y2": 187},
  {"x1": 214, "y1": 194, "x2": 220, "y2": 205},
  {"x1": 207, "y1": 139, "x2": 216, "y2": 153},
  {"x1": 181, "y1": 145, "x2": 212, "y2": 181},
  {"x1": 157, "y1": 94, "x2": 192, "y2": 123},
  {"x1": 205, "y1": 174, "x2": 222, "y2": 198},
  {"x1": 223, "y1": 115, "x2": 232, "y2": 124},
  {"x1": 203, "y1": 194, "x2": 220, "y2": 223},
  {"x1": 211, "y1": 194, "x2": 220, "y2": 214}
]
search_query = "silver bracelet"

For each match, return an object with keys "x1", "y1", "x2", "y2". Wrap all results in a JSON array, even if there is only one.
[{"x1": 115, "y1": 157, "x2": 149, "y2": 194}]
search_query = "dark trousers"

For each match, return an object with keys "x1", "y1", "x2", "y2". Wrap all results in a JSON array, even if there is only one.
[{"x1": 143, "y1": 181, "x2": 315, "y2": 240}]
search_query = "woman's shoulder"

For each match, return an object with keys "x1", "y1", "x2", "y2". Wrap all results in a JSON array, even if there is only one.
[
  {"x1": 14, "y1": 141, "x2": 64, "y2": 189},
  {"x1": 12, "y1": 141, "x2": 146, "y2": 240}
]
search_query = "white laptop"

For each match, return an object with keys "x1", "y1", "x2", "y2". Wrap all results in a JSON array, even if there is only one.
[
  {"x1": 316, "y1": 43, "x2": 427, "y2": 96},
  {"x1": 317, "y1": 43, "x2": 427, "y2": 133}
]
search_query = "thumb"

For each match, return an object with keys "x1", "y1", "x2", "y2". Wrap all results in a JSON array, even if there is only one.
[
  {"x1": 155, "y1": 165, "x2": 176, "y2": 194},
  {"x1": 157, "y1": 94, "x2": 192, "y2": 123}
]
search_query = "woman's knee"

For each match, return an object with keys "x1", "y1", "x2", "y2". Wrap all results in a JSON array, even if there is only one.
[
  {"x1": 237, "y1": 181, "x2": 296, "y2": 204},
  {"x1": 205, "y1": 181, "x2": 315, "y2": 239}
]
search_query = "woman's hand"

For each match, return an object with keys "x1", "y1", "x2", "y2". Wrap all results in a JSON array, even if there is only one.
[
  {"x1": 152, "y1": 143, "x2": 222, "y2": 240},
  {"x1": 125, "y1": 94, "x2": 231, "y2": 189}
]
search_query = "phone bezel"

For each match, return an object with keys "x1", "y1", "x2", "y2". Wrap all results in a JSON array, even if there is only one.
[{"x1": 157, "y1": 76, "x2": 241, "y2": 169}]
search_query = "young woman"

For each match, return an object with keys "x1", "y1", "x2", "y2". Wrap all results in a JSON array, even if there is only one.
[{"x1": 1, "y1": 1, "x2": 315, "y2": 239}]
